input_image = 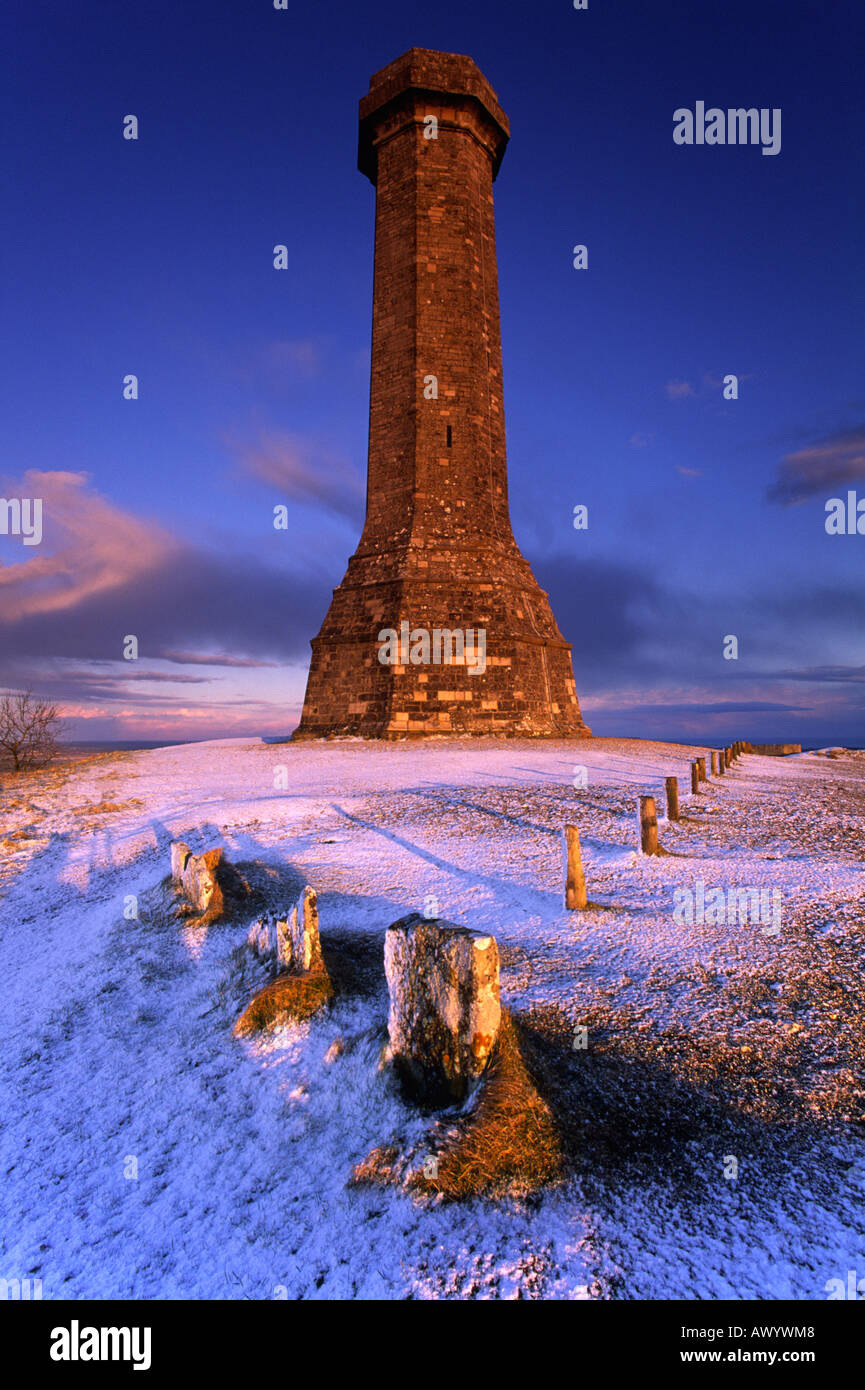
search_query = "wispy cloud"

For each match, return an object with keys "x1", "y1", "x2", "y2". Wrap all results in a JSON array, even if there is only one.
[
  {"x1": 629, "y1": 700, "x2": 803, "y2": 715},
  {"x1": 226, "y1": 338, "x2": 328, "y2": 387},
  {"x1": 159, "y1": 650, "x2": 278, "y2": 668},
  {"x1": 261, "y1": 338, "x2": 324, "y2": 379},
  {"x1": 227, "y1": 428, "x2": 364, "y2": 523},
  {"x1": 766, "y1": 424, "x2": 865, "y2": 504},
  {"x1": 761, "y1": 665, "x2": 865, "y2": 685},
  {"x1": 665, "y1": 379, "x2": 695, "y2": 400},
  {"x1": 80, "y1": 670, "x2": 215, "y2": 686}
]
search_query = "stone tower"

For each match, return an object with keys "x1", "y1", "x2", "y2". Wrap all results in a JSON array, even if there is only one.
[{"x1": 294, "y1": 48, "x2": 590, "y2": 739}]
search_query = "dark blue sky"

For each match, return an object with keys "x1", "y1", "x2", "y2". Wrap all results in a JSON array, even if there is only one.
[{"x1": 1, "y1": 0, "x2": 863, "y2": 745}]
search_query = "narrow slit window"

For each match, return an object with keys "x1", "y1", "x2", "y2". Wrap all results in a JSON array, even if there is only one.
[{"x1": 446, "y1": 425, "x2": 453, "y2": 448}]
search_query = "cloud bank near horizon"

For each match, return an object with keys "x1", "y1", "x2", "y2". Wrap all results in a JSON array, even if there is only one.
[{"x1": 2, "y1": 470, "x2": 862, "y2": 745}]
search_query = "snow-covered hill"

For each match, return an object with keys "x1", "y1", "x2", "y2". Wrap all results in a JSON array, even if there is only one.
[{"x1": 1, "y1": 736, "x2": 863, "y2": 1299}]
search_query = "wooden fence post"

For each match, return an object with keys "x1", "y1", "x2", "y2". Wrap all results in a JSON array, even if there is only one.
[
  {"x1": 638, "y1": 796, "x2": 659, "y2": 855},
  {"x1": 563, "y1": 825, "x2": 588, "y2": 910},
  {"x1": 665, "y1": 776, "x2": 680, "y2": 823}
]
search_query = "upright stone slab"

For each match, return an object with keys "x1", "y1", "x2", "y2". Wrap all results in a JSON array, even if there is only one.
[
  {"x1": 384, "y1": 913, "x2": 501, "y2": 1104},
  {"x1": 248, "y1": 886, "x2": 323, "y2": 974},
  {"x1": 277, "y1": 886, "x2": 322, "y2": 974},
  {"x1": 235, "y1": 884, "x2": 332, "y2": 1036},
  {"x1": 293, "y1": 49, "x2": 590, "y2": 739},
  {"x1": 180, "y1": 848, "x2": 225, "y2": 919},
  {"x1": 171, "y1": 842, "x2": 251, "y2": 926},
  {"x1": 170, "y1": 841, "x2": 191, "y2": 884},
  {"x1": 247, "y1": 913, "x2": 277, "y2": 961}
]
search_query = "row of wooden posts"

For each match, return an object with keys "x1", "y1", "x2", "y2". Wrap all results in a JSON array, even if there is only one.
[{"x1": 563, "y1": 740, "x2": 751, "y2": 910}]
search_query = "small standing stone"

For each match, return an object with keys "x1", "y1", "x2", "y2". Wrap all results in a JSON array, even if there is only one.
[
  {"x1": 247, "y1": 887, "x2": 322, "y2": 972},
  {"x1": 235, "y1": 885, "x2": 331, "y2": 1036},
  {"x1": 247, "y1": 914, "x2": 277, "y2": 960},
  {"x1": 170, "y1": 841, "x2": 191, "y2": 884},
  {"x1": 181, "y1": 848, "x2": 225, "y2": 916},
  {"x1": 170, "y1": 842, "x2": 250, "y2": 927},
  {"x1": 277, "y1": 885, "x2": 322, "y2": 973},
  {"x1": 384, "y1": 914, "x2": 501, "y2": 1104}
]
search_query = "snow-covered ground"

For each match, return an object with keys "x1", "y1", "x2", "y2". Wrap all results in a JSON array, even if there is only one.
[{"x1": 1, "y1": 736, "x2": 863, "y2": 1299}]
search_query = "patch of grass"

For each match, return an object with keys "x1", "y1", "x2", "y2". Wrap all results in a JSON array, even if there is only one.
[
  {"x1": 351, "y1": 1144, "x2": 400, "y2": 1186},
  {"x1": 72, "y1": 797, "x2": 144, "y2": 816},
  {"x1": 1, "y1": 827, "x2": 44, "y2": 847},
  {"x1": 233, "y1": 967, "x2": 333, "y2": 1037},
  {"x1": 353, "y1": 1010, "x2": 564, "y2": 1202},
  {"x1": 409, "y1": 1011, "x2": 563, "y2": 1201}
]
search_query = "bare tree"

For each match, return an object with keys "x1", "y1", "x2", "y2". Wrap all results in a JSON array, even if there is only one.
[{"x1": 0, "y1": 691, "x2": 64, "y2": 772}]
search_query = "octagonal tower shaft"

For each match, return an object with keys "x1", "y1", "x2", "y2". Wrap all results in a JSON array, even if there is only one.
[
  {"x1": 359, "y1": 48, "x2": 514, "y2": 559},
  {"x1": 294, "y1": 49, "x2": 591, "y2": 739}
]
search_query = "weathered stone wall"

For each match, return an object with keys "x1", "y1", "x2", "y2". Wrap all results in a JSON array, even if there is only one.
[{"x1": 294, "y1": 49, "x2": 590, "y2": 740}]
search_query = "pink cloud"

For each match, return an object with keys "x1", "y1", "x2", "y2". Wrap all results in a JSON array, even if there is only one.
[{"x1": 0, "y1": 470, "x2": 175, "y2": 621}]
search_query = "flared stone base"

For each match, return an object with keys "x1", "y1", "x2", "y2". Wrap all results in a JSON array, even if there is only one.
[{"x1": 293, "y1": 545, "x2": 592, "y2": 740}]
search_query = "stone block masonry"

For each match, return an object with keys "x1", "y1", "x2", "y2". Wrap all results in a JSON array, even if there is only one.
[{"x1": 294, "y1": 48, "x2": 590, "y2": 739}]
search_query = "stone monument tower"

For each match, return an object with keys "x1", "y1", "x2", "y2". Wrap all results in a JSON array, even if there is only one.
[{"x1": 294, "y1": 48, "x2": 590, "y2": 738}]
